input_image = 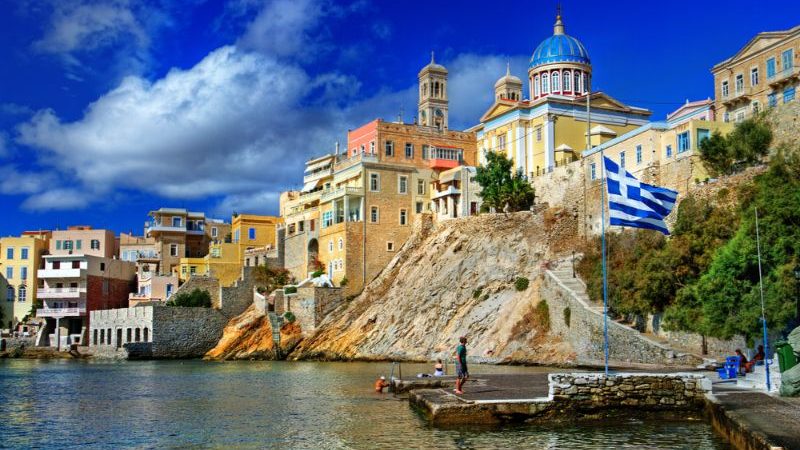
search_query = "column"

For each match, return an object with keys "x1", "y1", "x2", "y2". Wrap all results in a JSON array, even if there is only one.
[
  {"x1": 55, "y1": 317, "x2": 61, "y2": 351},
  {"x1": 515, "y1": 124, "x2": 526, "y2": 174},
  {"x1": 359, "y1": 197, "x2": 364, "y2": 221},
  {"x1": 344, "y1": 195, "x2": 349, "y2": 222},
  {"x1": 527, "y1": 123, "x2": 535, "y2": 177},
  {"x1": 544, "y1": 115, "x2": 555, "y2": 171}
]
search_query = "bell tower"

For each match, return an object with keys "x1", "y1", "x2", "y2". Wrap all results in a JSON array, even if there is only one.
[{"x1": 418, "y1": 52, "x2": 449, "y2": 130}]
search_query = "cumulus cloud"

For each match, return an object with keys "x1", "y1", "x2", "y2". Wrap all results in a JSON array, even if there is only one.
[
  {"x1": 21, "y1": 188, "x2": 92, "y2": 211},
  {"x1": 236, "y1": 0, "x2": 327, "y2": 59}
]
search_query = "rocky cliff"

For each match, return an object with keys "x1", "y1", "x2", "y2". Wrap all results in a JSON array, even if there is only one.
[
  {"x1": 205, "y1": 305, "x2": 302, "y2": 360},
  {"x1": 291, "y1": 210, "x2": 577, "y2": 364}
]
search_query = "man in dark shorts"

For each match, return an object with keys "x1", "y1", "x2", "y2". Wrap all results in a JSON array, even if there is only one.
[{"x1": 455, "y1": 336, "x2": 468, "y2": 394}]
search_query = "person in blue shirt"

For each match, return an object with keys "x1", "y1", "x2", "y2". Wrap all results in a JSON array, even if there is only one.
[{"x1": 455, "y1": 336, "x2": 469, "y2": 394}]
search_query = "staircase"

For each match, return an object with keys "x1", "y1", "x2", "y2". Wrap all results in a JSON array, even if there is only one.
[{"x1": 548, "y1": 265, "x2": 605, "y2": 314}]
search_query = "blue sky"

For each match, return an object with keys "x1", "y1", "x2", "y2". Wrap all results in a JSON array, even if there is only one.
[{"x1": 1, "y1": 0, "x2": 798, "y2": 236}]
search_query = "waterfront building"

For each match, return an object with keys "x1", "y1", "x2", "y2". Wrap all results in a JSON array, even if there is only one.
[
  {"x1": 470, "y1": 13, "x2": 651, "y2": 178},
  {"x1": 144, "y1": 208, "x2": 227, "y2": 276},
  {"x1": 712, "y1": 25, "x2": 799, "y2": 122},
  {"x1": 281, "y1": 56, "x2": 477, "y2": 293},
  {"x1": 37, "y1": 253, "x2": 135, "y2": 349},
  {"x1": 0, "y1": 231, "x2": 50, "y2": 330},
  {"x1": 120, "y1": 233, "x2": 178, "y2": 305},
  {"x1": 231, "y1": 214, "x2": 280, "y2": 262},
  {"x1": 51, "y1": 226, "x2": 115, "y2": 258},
  {"x1": 177, "y1": 242, "x2": 241, "y2": 287}
]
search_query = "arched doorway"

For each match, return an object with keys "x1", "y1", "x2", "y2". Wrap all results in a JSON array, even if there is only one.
[{"x1": 307, "y1": 239, "x2": 319, "y2": 274}]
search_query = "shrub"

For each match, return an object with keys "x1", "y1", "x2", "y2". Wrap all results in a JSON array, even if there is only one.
[
  {"x1": 699, "y1": 118, "x2": 772, "y2": 176},
  {"x1": 534, "y1": 300, "x2": 550, "y2": 332},
  {"x1": 311, "y1": 269, "x2": 325, "y2": 278},
  {"x1": 481, "y1": 293, "x2": 490, "y2": 301},
  {"x1": 339, "y1": 277, "x2": 348, "y2": 287},
  {"x1": 256, "y1": 286, "x2": 267, "y2": 294},
  {"x1": 563, "y1": 306, "x2": 571, "y2": 327},
  {"x1": 472, "y1": 287, "x2": 483, "y2": 299},
  {"x1": 166, "y1": 288, "x2": 212, "y2": 308},
  {"x1": 253, "y1": 266, "x2": 292, "y2": 293},
  {"x1": 283, "y1": 311, "x2": 296, "y2": 323},
  {"x1": 476, "y1": 151, "x2": 535, "y2": 212},
  {"x1": 284, "y1": 286, "x2": 297, "y2": 294},
  {"x1": 515, "y1": 277, "x2": 530, "y2": 291}
]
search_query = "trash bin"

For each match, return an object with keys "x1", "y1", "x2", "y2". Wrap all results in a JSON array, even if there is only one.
[{"x1": 776, "y1": 341, "x2": 798, "y2": 373}]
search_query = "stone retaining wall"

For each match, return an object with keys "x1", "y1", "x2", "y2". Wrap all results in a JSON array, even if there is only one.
[{"x1": 542, "y1": 271, "x2": 701, "y2": 367}]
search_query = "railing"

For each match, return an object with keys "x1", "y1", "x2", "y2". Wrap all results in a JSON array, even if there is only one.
[
  {"x1": 321, "y1": 186, "x2": 364, "y2": 202},
  {"x1": 303, "y1": 167, "x2": 333, "y2": 184},
  {"x1": 432, "y1": 185, "x2": 461, "y2": 199},
  {"x1": 37, "y1": 268, "x2": 86, "y2": 279},
  {"x1": 36, "y1": 307, "x2": 86, "y2": 317},
  {"x1": 334, "y1": 152, "x2": 379, "y2": 171},
  {"x1": 723, "y1": 85, "x2": 755, "y2": 103},
  {"x1": 37, "y1": 287, "x2": 86, "y2": 295},
  {"x1": 767, "y1": 66, "x2": 798, "y2": 85}
]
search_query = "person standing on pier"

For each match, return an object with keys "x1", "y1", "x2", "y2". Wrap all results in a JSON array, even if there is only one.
[{"x1": 455, "y1": 337, "x2": 469, "y2": 394}]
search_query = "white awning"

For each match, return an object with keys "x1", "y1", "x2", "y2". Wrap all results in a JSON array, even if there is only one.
[
  {"x1": 301, "y1": 181, "x2": 318, "y2": 192},
  {"x1": 304, "y1": 158, "x2": 333, "y2": 173},
  {"x1": 555, "y1": 144, "x2": 574, "y2": 152},
  {"x1": 439, "y1": 169, "x2": 461, "y2": 184}
]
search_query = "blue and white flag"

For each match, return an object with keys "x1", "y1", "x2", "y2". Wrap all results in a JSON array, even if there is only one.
[{"x1": 603, "y1": 156, "x2": 678, "y2": 235}]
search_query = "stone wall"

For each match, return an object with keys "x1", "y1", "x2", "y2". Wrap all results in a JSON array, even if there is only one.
[
  {"x1": 542, "y1": 270, "x2": 700, "y2": 367},
  {"x1": 548, "y1": 372, "x2": 711, "y2": 411},
  {"x1": 284, "y1": 231, "x2": 309, "y2": 282},
  {"x1": 172, "y1": 275, "x2": 220, "y2": 307},
  {"x1": 290, "y1": 286, "x2": 343, "y2": 335},
  {"x1": 219, "y1": 267, "x2": 254, "y2": 318}
]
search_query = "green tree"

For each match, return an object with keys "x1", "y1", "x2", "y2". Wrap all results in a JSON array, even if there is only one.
[
  {"x1": 254, "y1": 265, "x2": 292, "y2": 294},
  {"x1": 476, "y1": 151, "x2": 535, "y2": 212},
  {"x1": 167, "y1": 288, "x2": 212, "y2": 308},
  {"x1": 699, "y1": 118, "x2": 772, "y2": 176}
]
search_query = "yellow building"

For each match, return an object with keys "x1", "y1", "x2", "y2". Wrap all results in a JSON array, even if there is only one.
[
  {"x1": 712, "y1": 24, "x2": 799, "y2": 122},
  {"x1": 232, "y1": 214, "x2": 281, "y2": 262},
  {"x1": 177, "y1": 242, "x2": 242, "y2": 287},
  {"x1": 471, "y1": 13, "x2": 651, "y2": 178},
  {"x1": 1, "y1": 232, "x2": 51, "y2": 329}
]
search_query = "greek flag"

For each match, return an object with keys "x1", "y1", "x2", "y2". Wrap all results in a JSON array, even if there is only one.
[{"x1": 603, "y1": 156, "x2": 678, "y2": 235}]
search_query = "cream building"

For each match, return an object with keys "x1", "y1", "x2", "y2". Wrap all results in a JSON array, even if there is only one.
[
  {"x1": 471, "y1": 13, "x2": 651, "y2": 178},
  {"x1": 1, "y1": 231, "x2": 50, "y2": 329},
  {"x1": 713, "y1": 25, "x2": 799, "y2": 122}
]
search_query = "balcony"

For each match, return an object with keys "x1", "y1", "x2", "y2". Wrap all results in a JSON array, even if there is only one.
[
  {"x1": 334, "y1": 152, "x2": 379, "y2": 171},
  {"x1": 37, "y1": 287, "x2": 87, "y2": 299},
  {"x1": 767, "y1": 66, "x2": 799, "y2": 86},
  {"x1": 321, "y1": 186, "x2": 364, "y2": 203},
  {"x1": 432, "y1": 185, "x2": 461, "y2": 199},
  {"x1": 303, "y1": 167, "x2": 333, "y2": 184},
  {"x1": 721, "y1": 85, "x2": 755, "y2": 106},
  {"x1": 38, "y1": 268, "x2": 86, "y2": 279},
  {"x1": 145, "y1": 221, "x2": 186, "y2": 234},
  {"x1": 37, "y1": 306, "x2": 87, "y2": 318}
]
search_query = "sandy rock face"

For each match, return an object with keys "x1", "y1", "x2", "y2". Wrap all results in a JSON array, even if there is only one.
[
  {"x1": 205, "y1": 305, "x2": 302, "y2": 360},
  {"x1": 291, "y1": 211, "x2": 575, "y2": 364}
]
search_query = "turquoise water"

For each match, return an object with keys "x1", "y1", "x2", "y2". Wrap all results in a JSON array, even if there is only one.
[{"x1": 0, "y1": 360, "x2": 730, "y2": 449}]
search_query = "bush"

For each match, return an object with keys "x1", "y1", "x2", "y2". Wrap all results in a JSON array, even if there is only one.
[
  {"x1": 515, "y1": 277, "x2": 530, "y2": 291},
  {"x1": 699, "y1": 118, "x2": 772, "y2": 176},
  {"x1": 563, "y1": 306, "x2": 571, "y2": 327},
  {"x1": 284, "y1": 286, "x2": 297, "y2": 294},
  {"x1": 476, "y1": 151, "x2": 535, "y2": 212},
  {"x1": 481, "y1": 293, "x2": 490, "y2": 301},
  {"x1": 534, "y1": 300, "x2": 550, "y2": 332},
  {"x1": 253, "y1": 266, "x2": 292, "y2": 293},
  {"x1": 339, "y1": 276, "x2": 348, "y2": 287},
  {"x1": 311, "y1": 269, "x2": 325, "y2": 278},
  {"x1": 283, "y1": 311, "x2": 296, "y2": 323},
  {"x1": 472, "y1": 287, "x2": 483, "y2": 299},
  {"x1": 166, "y1": 288, "x2": 212, "y2": 308}
]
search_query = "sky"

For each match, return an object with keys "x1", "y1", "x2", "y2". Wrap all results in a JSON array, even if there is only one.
[{"x1": 1, "y1": 0, "x2": 798, "y2": 236}]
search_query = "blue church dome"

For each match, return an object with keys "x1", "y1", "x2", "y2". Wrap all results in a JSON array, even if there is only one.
[{"x1": 530, "y1": 15, "x2": 590, "y2": 67}]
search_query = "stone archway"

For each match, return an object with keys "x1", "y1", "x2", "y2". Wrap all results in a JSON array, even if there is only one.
[{"x1": 307, "y1": 238, "x2": 319, "y2": 273}]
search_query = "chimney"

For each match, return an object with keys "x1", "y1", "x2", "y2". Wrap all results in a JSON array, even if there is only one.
[{"x1": 335, "y1": 141, "x2": 340, "y2": 156}]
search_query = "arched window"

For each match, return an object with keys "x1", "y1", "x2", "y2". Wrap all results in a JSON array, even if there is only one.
[
  {"x1": 338, "y1": 238, "x2": 343, "y2": 250},
  {"x1": 143, "y1": 327, "x2": 149, "y2": 342},
  {"x1": 563, "y1": 70, "x2": 571, "y2": 91},
  {"x1": 18, "y1": 285, "x2": 26, "y2": 303},
  {"x1": 542, "y1": 73, "x2": 550, "y2": 94},
  {"x1": 434, "y1": 82, "x2": 439, "y2": 97},
  {"x1": 552, "y1": 71, "x2": 560, "y2": 92},
  {"x1": 93, "y1": 329, "x2": 98, "y2": 345},
  {"x1": 534, "y1": 76, "x2": 540, "y2": 97},
  {"x1": 135, "y1": 328, "x2": 141, "y2": 342},
  {"x1": 100, "y1": 329, "x2": 105, "y2": 345},
  {"x1": 584, "y1": 74, "x2": 590, "y2": 93},
  {"x1": 328, "y1": 240, "x2": 334, "y2": 252},
  {"x1": 6, "y1": 286, "x2": 13, "y2": 301},
  {"x1": 574, "y1": 71, "x2": 581, "y2": 94}
]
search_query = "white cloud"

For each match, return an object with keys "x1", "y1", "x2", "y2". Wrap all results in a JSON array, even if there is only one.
[
  {"x1": 21, "y1": 188, "x2": 92, "y2": 211},
  {"x1": 0, "y1": 165, "x2": 58, "y2": 196},
  {"x1": 237, "y1": 0, "x2": 327, "y2": 59}
]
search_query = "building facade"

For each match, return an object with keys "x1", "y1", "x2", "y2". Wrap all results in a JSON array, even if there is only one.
[
  {"x1": 471, "y1": 13, "x2": 651, "y2": 178},
  {"x1": 0, "y1": 231, "x2": 50, "y2": 329},
  {"x1": 431, "y1": 166, "x2": 482, "y2": 221},
  {"x1": 231, "y1": 214, "x2": 280, "y2": 262},
  {"x1": 712, "y1": 25, "x2": 799, "y2": 122},
  {"x1": 51, "y1": 226, "x2": 115, "y2": 258},
  {"x1": 144, "y1": 208, "x2": 227, "y2": 276}
]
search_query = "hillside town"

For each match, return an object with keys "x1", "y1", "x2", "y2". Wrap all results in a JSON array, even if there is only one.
[{"x1": 2, "y1": 11, "x2": 800, "y2": 449}]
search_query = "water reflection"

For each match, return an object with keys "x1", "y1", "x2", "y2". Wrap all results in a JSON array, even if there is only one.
[{"x1": 0, "y1": 360, "x2": 730, "y2": 449}]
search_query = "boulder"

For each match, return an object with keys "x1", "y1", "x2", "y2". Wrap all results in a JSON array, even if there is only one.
[
  {"x1": 788, "y1": 326, "x2": 800, "y2": 354},
  {"x1": 779, "y1": 362, "x2": 800, "y2": 397}
]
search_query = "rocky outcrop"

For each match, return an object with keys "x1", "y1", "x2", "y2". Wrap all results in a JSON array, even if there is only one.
[
  {"x1": 205, "y1": 305, "x2": 302, "y2": 360},
  {"x1": 291, "y1": 210, "x2": 575, "y2": 364}
]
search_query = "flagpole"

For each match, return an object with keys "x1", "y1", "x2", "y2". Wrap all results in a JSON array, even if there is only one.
[{"x1": 755, "y1": 207, "x2": 771, "y2": 391}]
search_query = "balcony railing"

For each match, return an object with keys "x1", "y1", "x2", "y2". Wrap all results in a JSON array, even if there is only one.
[
  {"x1": 37, "y1": 306, "x2": 87, "y2": 317},
  {"x1": 37, "y1": 287, "x2": 87, "y2": 299},
  {"x1": 303, "y1": 167, "x2": 333, "y2": 184},
  {"x1": 767, "y1": 66, "x2": 798, "y2": 86},
  {"x1": 38, "y1": 268, "x2": 86, "y2": 279},
  {"x1": 334, "y1": 152, "x2": 379, "y2": 171},
  {"x1": 722, "y1": 85, "x2": 755, "y2": 105},
  {"x1": 432, "y1": 185, "x2": 461, "y2": 199},
  {"x1": 321, "y1": 186, "x2": 364, "y2": 203}
]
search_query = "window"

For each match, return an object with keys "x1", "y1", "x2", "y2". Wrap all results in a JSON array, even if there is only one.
[
  {"x1": 234, "y1": 229, "x2": 240, "y2": 242},
  {"x1": 534, "y1": 75, "x2": 540, "y2": 97},
  {"x1": 635, "y1": 145, "x2": 642, "y2": 164},
  {"x1": 369, "y1": 173, "x2": 380, "y2": 192},
  {"x1": 21, "y1": 248, "x2": 29, "y2": 260},
  {"x1": 677, "y1": 131, "x2": 691, "y2": 153},
  {"x1": 322, "y1": 211, "x2": 333, "y2": 228},
  {"x1": 735, "y1": 74, "x2": 743, "y2": 94},
  {"x1": 5, "y1": 267, "x2": 12, "y2": 279},
  {"x1": 170, "y1": 244, "x2": 178, "y2": 257},
  {"x1": 64, "y1": 240, "x2": 73, "y2": 251},
  {"x1": 360, "y1": 145, "x2": 365, "y2": 153},
  {"x1": 422, "y1": 144, "x2": 429, "y2": 159},
  {"x1": 385, "y1": 140, "x2": 394, "y2": 157},
  {"x1": 75, "y1": 240, "x2": 81, "y2": 250},
  {"x1": 767, "y1": 58, "x2": 776, "y2": 78},
  {"x1": 248, "y1": 227, "x2": 256, "y2": 240},
  {"x1": 552, "y1": 71, "x2": 560, "y2": 92},
  {"x1": 721, "y1": 80, "x2": 729, "y2": 98},
  {"x1": 751, "y1": 67, "x2": 759, "y2": 86},
  {"x1": 398, "y1": 176, "x2": 408, "y2": 194},
  {"x1": 736, "y1": 111, "x2": 745, "y2": 122},
  {"x1": 400, "y1": 209, "x2": 408, "y2": 225},
  {"x1": 416, "y1": 201, "x2": 423, "y2": 214},
  {"x1": 182, "y1": 266, "x2": 187, "y2": 274},
  {"x1": 7, "y1": 286, "x2": 14, "y2": 301},
  {"x1": 590, "y1": 162, "x2": 596, "y2": 180},
  {"x1": 536, "y1": 126, "x2": 542, "y2": 142},
  {"x1": 619, "y1": 151, "x2": 626, "y2": 168},
  {"x1": 21, "y1": 267, "x2": 27, "y2": 280},
  {"x1": 723, "y1": 111, "x2": 730, "y2": 123},
  {"x1": 782, "y1": 49, "x2": 794, "y2": 71},
  {"x1": 405, "y1": 143, "x2": 413, "y2": 159},
  {"x1": 72, "y1": 260, "x2": 80, "y2": 269},
  {"x1": 370, "y1": 206, "x2": 379, "y2": 223},
  {"x1": 386, "y1": 242, "x2": 394, "y2": 251},
  {"x1": 18, "y1": 286, "x2": 26, "y2": 303},
  {"x1": 190, "y1": 266, "x2": 196, "y2": 275},
  {"x1": 417, "y1": 179, "x2": 425, "y2": 195},
  {"x1": 6, "y1": 247, "x2": 13, "y2": 259},
  {"x1": 172, "y1": 216, "x2": 182, "y2": 227},
  {"x1": 574, "y1": 71, "x2": 581, "y2": 94},
  {"x1": 753, "y1": 101, "x2": 760, "y2": 114},
  {"x1": 338, "y1": 238, "x2": 343, "y2": 250},
  {"x1": 56, "y1": 240, "x2": 62, "y2": 250},
  {"x1": 541, "y1": 73, "x2": 550, "y2": 93},
  {"x1": 784, "y1": 86, "x2": 796, "y2": 103},
  {"x1": 298, "y1": 221, "x2": 304, "y2": 232},
  {"x1": 768, "y1": 93, "x2": 777, "y2": 107},
  {"x1": 211, "y1": 247, "x2": 220, "y2": 258},
  {"x1": 90, "y1": 239, "x2": 100, "y2": 250},
  {"x1": 563, "y1": 70, "x2": 571, "y2": 91},
  {"x1": 52, "y1": 261, "x2": 60, "y2": 269},
  {"x1": 498, "y1": 134, "x2": 506, "y2": 150},
  {"x1": 370, "y1": 141, "x2": 375, "y2": 154},
  {"x1": 697, "y1": 129, "x2": 710, "y2": 145},
  {"x1": 666, "y1": 145, "x2": 673, "y2": 158},
  {"x1": 328, "y1": 240, "x2": 333, "y2": 252}
]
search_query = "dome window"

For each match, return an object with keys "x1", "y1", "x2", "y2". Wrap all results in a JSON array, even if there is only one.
[
  {"x1": 563, "y1": 70, "x2": 571, "y2": 92},
  {"x1": 552, "y1": 71, "x2": 560, "y2": 92},
  {"x1": 542, "y1": 73, "x2": 550, "y2": 94}
]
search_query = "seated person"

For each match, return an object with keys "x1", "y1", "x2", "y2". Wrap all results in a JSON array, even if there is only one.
[
  {"x1": 744, "y1": 345, "x2": 765, "y2": 372},
  {"x1": 735, "y1": 349, "x2": 748, "y2": 374},
  {"x1": 433, "y1": 359, "x2": 444, "y2": 377},
  {"x1": 374, "y1": 376, "x2": 389, "y2": 393}
]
